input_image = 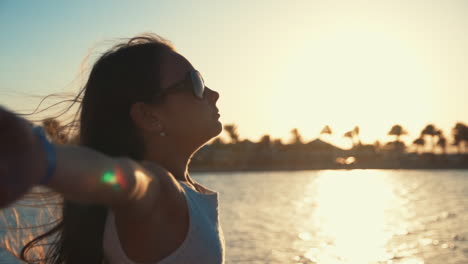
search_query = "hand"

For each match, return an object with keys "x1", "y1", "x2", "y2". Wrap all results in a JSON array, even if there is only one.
[{"x1": 0, "y1": 106, "x2": 47, "y2": 208}]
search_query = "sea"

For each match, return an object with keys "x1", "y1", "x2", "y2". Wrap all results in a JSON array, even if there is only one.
[{"x1": 1, "y1": 169, "x2": 467, "y2": 264}]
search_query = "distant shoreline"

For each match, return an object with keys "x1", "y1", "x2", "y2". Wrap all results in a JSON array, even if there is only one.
[{"x1": 190, "y1": 164, "x2": 468, "y2": 173}]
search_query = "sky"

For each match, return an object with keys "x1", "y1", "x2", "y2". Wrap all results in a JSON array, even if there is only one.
[{"x1": 1, "y1": 0, "x2": 467, "y2": 150}]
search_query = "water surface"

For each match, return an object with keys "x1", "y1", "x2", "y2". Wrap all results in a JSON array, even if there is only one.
[{"x1": 1, "y1": 170, "x2": 467, "y2": 264}]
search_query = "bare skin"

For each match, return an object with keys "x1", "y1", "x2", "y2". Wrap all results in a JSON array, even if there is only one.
[
  {"x1": 0, "y1": 49, "x2": 221, "y2": 262},
  {"x1": 113, "y1": 50, "x2": 221, "y2": 262}
]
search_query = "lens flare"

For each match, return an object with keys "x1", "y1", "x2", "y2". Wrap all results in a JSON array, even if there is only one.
[{"x1": 100, "y1": 167, "x2": 127, "y2": 191}]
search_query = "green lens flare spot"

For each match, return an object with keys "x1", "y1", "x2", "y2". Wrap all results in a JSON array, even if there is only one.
[
  {"x1": 101, "y1": 170, "x2": 122, "y2": 191},
  {"x1": 101, "y1": 171, "x2": 116, "y2": 184}
]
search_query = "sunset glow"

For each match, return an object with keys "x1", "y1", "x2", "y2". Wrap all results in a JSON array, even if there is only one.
[{"x1": 1, "y1": 0, "x2": 467, "y2": 149}]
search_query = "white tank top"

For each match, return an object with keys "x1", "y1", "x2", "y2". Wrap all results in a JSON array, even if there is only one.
[{"x1": 102, "y1": 181, "x2": 225, "y2": 264}]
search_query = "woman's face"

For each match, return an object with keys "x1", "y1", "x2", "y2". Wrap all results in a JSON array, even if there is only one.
[{"x1": 155, "y1": 51, "x2": 222, "y2": 147}]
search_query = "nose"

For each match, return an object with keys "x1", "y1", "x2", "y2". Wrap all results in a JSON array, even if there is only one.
[{"x1": 205, "y1": 87, "x2": 219, "y2": 104}]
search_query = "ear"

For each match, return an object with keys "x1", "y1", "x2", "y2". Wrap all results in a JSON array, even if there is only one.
[{"x1": 129, "y1": 102, "x2": 164, "y2": 133}]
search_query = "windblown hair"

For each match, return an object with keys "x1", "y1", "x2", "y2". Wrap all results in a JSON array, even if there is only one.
[{"x1": 19, "y1": 33, "x2": 175, "y2": 263}]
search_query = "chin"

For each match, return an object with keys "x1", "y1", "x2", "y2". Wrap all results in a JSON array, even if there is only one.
[
  {"x1": 199, "y1": 121, "x2": 223, "y2": 145},
  {"x1": 214, "y1": 120, "x2": 223, "y2": 135}
]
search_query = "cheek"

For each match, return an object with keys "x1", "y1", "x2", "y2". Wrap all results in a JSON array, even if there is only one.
[
  {"x1": 163, "y1": 96, "x2": 199, "y2": 130},
  {"x1": 163, "y1": 96, "x2": 215, "y2": 137},
  {"x1": 168, "y1": 106, "x2": 204, "y2": 134}
]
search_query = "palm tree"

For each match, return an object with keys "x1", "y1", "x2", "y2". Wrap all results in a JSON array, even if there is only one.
[
  {"x1": 436, "y1": 135, "x2": 447, "y2": 154},
  {"x1": 320, "y1": 125, "x2": 332, "y2": 139},
  {"x1": 258, "y1": 135, "x2": 271, "y2": 146},
  {"x1": 373, "y1": 140, "x2": 382, "y2": 152},
  {"x1": 453, "y1": 133, "x2": 463, "y2": 154},
  {"x1": 291, "y1": 128, "x2": 303, "y2": 144},
  {"x1": 421, "y1": 124, "x2": 438, "y2": 153},
  {"x1": 452, "y1": 122, "x2": 468, "y2": 154},
  {"x1": 343, "y1": 126, "x2": 361, "y2": 148},
  {"x1": 413, "y1": 137, "x2": 425, "y2": 154},
  {"x1": 344, "y1": 130, "x2": 354, "y2": 148},
  {"x1": 272, "y1": 138, "x2": 283, "y2": 151},
  {"x1": 353, "y1": 126, "x2": 362, "y2": 146},
  {"x1": 224, "y1": 124, "x2": 240, "y2": 144},
  {"x1": 388, "y1": 124, "x2": 408, "y2": 142}
]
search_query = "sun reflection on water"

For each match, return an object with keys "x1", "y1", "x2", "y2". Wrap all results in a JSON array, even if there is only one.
[{"x1": 308, "y1": 170, "x2": 401, "y2": 264}]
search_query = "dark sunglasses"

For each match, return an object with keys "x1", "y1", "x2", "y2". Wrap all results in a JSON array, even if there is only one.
[{"x1": 158, "y1": 70, "x2": 205, "y2": 99}]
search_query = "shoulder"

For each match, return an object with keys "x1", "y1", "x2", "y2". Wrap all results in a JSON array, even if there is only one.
[
  {"x1": 113, "y1": 159, "x2": 186, "y2": 219},
  {"x1": 141, "y1": 160, "x2": 187, "y2": 210}
]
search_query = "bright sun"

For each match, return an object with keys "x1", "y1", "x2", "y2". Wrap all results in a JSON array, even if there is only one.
[{"x1": 267, "y1": 28, "x2": 435, "y2": 146}]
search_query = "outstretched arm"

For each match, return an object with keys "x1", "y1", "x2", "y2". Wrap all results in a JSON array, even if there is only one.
[
  {"x1": 0, "y1": 106, "x2": 167, "y2": 213},
  {"x1": 48, "y1": 146, "x2": 165, "y2": 211}
]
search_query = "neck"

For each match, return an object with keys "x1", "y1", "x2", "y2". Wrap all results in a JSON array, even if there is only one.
[{"x1": 143, "y1": 141, "x2": 194, "y2": 182}]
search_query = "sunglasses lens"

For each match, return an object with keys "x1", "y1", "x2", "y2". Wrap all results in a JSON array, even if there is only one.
[{"x1": 191, "y1": 71, "x2": 205, "y2": 98}]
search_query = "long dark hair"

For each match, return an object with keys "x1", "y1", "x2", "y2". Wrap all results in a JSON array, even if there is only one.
[{"x1": 19, "y1": 34, "x2": 174, "y2": 263}]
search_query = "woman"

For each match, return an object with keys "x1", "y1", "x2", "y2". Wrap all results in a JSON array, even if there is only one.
[{"x1": 0, "y1": 34, "x2": 225, "y2": 263}]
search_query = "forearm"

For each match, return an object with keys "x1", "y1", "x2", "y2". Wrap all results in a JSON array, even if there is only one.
[
  {"x1": 46, "y1": 144, "x2": 156, "y2": 208},
  {"x1": 0, "y1": 104, "x2": 161, "y2": 210}
]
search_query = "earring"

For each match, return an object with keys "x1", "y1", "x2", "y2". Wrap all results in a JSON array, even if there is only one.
[{"x1": 153, "y1": 122, "x2": 166, "y2": 136}]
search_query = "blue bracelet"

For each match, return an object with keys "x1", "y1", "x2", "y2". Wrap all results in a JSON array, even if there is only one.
[{"x1": 32, "y1": 126, "x2": 56, "y2": 185}]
